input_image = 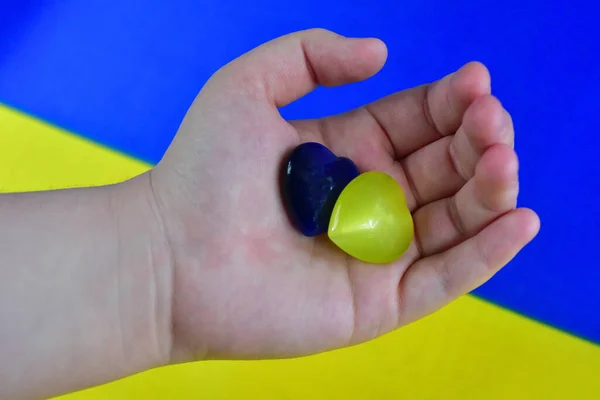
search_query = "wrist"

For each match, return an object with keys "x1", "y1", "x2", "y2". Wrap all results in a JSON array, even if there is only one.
[
  {"x1": 110, "y1": 172, "x2": 174, "y2": 371},
  {"x1": 0, "y1": 179, "x2": 174, "y2": 398}
]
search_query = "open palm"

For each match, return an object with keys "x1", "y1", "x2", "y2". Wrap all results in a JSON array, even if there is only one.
[{"x1": 150, "y1": 29, "x2": 539, "y2": 361}]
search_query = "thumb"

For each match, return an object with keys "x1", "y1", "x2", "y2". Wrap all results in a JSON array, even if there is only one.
[{"x1": 211, "y1": 28, "x2": 388, "y2": 108}]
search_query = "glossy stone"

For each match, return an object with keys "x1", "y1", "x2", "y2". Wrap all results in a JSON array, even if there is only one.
[
  {"x1": 328, "y1": 171, "x2": 414, "y2": 264},
  {"x1": 282, "y1": 142, "x2": 359, "y2": 236}
]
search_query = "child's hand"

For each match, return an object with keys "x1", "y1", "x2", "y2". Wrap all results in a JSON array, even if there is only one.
[
  {"x1": 148, "y1": 29, "x2": 539, "y2": 361},
  {"x1": 0, "y1": 28, "x2": 541, "y2": 399}
]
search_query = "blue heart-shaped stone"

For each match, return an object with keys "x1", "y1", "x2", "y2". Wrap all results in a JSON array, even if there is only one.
[{"x1": 282, "y1": 142, "x2": 359, "y2": 236}]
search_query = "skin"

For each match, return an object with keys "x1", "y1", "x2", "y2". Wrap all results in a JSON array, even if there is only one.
[{"x1": 0, "y1": 29, "x2": 539, "y2": 399}]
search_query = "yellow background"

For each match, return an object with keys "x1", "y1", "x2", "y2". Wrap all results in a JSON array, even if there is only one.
[{"x1": 2, "y1": 103, "x2": 598, "y2": 399}]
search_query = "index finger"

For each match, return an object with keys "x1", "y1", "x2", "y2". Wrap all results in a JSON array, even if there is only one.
[{"x1": 364, "y1": 62, "x2": 491, "y2": 158}]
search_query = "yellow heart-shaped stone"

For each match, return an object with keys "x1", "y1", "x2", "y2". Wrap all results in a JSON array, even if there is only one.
[{"x1": 327, "y1": 171, "x2": 414, "y2": 264}]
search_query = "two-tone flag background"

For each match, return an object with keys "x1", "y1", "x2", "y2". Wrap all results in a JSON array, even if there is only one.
[{"x1": 1, "y1": 1, "x2": 599, "y2": 398}]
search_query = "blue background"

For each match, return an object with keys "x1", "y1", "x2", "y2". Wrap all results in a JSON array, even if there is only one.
[{"x1": 1, "y1": 0, "x2": 599, "y2": 342}]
